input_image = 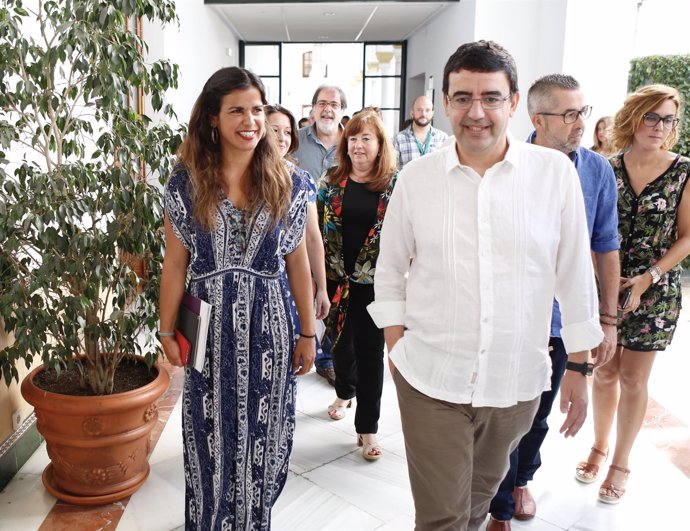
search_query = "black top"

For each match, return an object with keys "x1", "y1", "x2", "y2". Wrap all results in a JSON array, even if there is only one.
[{"x1": 341, "y1": 179, "x2": 378, "y2": 275}]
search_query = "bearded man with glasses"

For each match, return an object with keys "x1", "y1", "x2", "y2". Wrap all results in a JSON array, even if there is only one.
[
  {"x1": 369, "y1": 42, "x2": 603, "y2": 531},
  {"x1": 486, "y1": 74, "x2": 621, "y2": 531},
  {"x1": 294, "y1": 84, "x2": 348, "y2": 387}
]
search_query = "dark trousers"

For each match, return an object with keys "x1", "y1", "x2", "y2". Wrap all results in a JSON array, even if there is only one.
[
  {"x1": 329, "y1": 281, "x2": 384, "y2": 434},
  {"x1": 489, "y1": 337, "x2": 568, "y2": 520}
]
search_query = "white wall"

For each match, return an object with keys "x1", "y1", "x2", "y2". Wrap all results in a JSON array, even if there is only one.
[
  {"x1": 405, "y1": 1, "x2": 477, "y2": 136},
  {"x1": 406, "y1": 0, "x2": 569, "y2": 139},
  {"x1": 474, "y1": 0, "x2": 569, "y2": 139},
  {"x1": 147, "y1": 1, "x2": 239, "y2": 127},
  {"x1": 562, "y1": 0, "x2": 638, "y2": 148}
]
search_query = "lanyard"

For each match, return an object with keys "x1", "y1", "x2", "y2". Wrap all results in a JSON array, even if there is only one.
[{"x1": 414, "y1": 128, "x2": 432, "y2": 156}]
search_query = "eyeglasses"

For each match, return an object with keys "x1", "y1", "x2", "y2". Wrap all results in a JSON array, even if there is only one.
[
  {"x1": 315, "y1": 100, "x2": 342, "y2": 111},
  {"x1": 537, "y1": 105, "x2": 592, "y2": 124},
  {"x1": 642, "y1": 112, "x2": 679, "y2": 129},
  {"x1": 446, "y1": 93, "x2": 512, "y2": 110}
]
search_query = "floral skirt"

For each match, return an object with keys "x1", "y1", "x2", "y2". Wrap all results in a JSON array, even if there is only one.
[{"x1": 618, "y1": 270, "x2": 682, "y2": 352}]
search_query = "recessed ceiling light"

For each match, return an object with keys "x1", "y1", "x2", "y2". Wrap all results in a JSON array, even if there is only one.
[
  {"x1": 323, "y1": 12, "x2": 335, "y2": 17},
  {"x1": 318, "y1": 35, "x2": 329, "y2": 39}
]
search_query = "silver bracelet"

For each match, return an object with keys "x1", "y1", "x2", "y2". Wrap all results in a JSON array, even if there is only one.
[{"x1": 158, "y1": 331, "x2": 175, "y2": 337}]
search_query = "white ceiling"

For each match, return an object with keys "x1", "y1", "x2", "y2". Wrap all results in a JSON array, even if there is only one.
[{"x1": 210, "y1": 2, "x2": 455, "y2": 42}]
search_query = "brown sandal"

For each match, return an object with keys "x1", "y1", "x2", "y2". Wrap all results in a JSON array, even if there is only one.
[
  {"x1": 575, "y1": 446, "x2": 608, "y2": 484},
  {"x1": 598, "y1": 464, "x2": 630, "y2": 504}
]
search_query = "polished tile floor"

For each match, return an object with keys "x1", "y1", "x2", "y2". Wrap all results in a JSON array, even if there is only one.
[{"x1": 2, "y1": 290, "x2": 689, "y2": 530}]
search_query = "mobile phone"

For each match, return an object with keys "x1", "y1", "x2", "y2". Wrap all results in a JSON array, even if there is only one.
[{"x1": 619, "y1": 287, "x2": 632, "y2": 309}]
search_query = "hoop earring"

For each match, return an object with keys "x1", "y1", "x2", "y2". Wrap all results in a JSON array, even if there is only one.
[{"x1": 211, "y1": 127, "x2": 219, "y2": 144}]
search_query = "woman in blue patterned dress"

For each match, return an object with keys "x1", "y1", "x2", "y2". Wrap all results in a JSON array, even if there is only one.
[
  {"x1": 265, "y1": 104, "x2": 330, "y2": 322},
  {"x1": 575, "y1": 85, "x2": 690, "y2": 504},
  {"x1": 159, "y1": 67, "x2": 316, "y2": 530}
]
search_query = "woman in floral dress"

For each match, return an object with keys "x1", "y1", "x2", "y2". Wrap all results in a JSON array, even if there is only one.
[
  {"x1": 575, "y1": 85, "x2": 690, "y2": 504},
  {"x1": 317, "y1": 110, "x2": 398, "y2": 460},
  {"x1": 159, "y1": 67, "x2": 316, "y2": 530}
]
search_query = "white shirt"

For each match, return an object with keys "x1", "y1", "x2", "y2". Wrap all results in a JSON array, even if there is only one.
[{"x1": 367, "y1": 136, "x2": 603, "y2": 407}]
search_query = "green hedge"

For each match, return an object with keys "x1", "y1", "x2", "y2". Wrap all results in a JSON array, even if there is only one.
[{"x1": 628, "y1": 54, "x2": 690, "y2": 157}]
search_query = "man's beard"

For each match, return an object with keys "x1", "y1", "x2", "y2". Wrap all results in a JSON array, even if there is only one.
[
  {"x1": 316, "y1": 119, "x2": 337, "y2": 135},
  {"x1": 413, "y1": 117, "x2": 430, "y2": 128}
]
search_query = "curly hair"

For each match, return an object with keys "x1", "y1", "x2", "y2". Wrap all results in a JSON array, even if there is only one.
[
  {"x1": 611, "y1": 84, "x2": 682, "y2": 152},
  {"x1": 177, "y1": 67, "x2": 291, "y2": 230},
  {"x1": 325, "y1": 109, "x2": 396, "y2": 193}
]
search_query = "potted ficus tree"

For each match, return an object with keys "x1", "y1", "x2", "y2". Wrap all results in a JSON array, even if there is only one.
[{"x1": 0, "y1": 0, "x2": 183, "y2": 504}]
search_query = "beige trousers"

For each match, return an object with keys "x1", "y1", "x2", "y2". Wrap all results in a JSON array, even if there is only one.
[{"x1": 394, "y1": 370, "x2": 540, "y2": 531}]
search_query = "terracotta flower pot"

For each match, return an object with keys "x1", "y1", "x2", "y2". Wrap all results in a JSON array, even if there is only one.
[{"x1": 21, "y1": 360, "x2": 170, "y2": 506}]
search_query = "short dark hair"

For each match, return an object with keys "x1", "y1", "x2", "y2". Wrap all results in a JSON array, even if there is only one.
[
  {"x1": 527, "y1": 74, "x2": 580, "y2": 116},
  {"x1": 311, "y1": 85, "x2": 347, "y2": 110},
  {"x1": 442, "y1": 40, "x2": 518, "y2": 96}
]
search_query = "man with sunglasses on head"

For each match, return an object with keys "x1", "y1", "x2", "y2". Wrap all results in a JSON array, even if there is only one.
[
  {"x1": 294, "y1": 84, "x2": 347, "y2": 387},
  {"x1": 486, "y1": 74, "x2": 620, "y2": 531},
  {"x1": 370, "y1": 42, "x2": 604, "y2": 531}
]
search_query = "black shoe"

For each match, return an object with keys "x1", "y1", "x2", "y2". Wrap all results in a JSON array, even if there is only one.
[{"x1": 316, "y1": 367, "x2": 336, "y2": 386}]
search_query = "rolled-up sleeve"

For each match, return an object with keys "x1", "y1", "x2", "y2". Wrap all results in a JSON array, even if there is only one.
[
  {"x1": 555, "y1": 164, "x2": 604, "y2": 352},
  {"x1": 368, "y1": 172, "x2": 415, "y2": 328}
]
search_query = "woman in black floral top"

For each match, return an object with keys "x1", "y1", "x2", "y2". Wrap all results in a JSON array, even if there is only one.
[
  {"x1": 317, "y1": 110, "x2": 398, "y2": 461},
  {"x1": 575, "y1": 85, "x2": 690, "y2": 504}
]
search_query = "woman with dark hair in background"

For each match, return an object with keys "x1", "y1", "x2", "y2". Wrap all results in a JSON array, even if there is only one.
[
  {"x1": 265, "y1": 104, "x2": 330, "y2": 333},
  {"x1": 159, "y1": 67, "x2": 315, "y2": 529},
  {"x1": 317, "y1": 109, "x2": 398, "y2": 460},
  {"x1": 576, "y1": 84, "x2": 690, "y2": 504}
]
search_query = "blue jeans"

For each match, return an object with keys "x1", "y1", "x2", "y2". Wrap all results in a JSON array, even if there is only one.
[
  {"x1": 315, "y1": 329, "x2": 333, "y2": 370},
  {"x1": 489, "y1": 337, "x2": 568, "y2": 521}
]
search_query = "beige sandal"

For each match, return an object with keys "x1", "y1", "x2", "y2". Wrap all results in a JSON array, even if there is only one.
[
  {"x1": 575, "y1": 446, "x2": 608, "y2": 484},
  {"x1": 357, "y1": 434, "x2": 382, "y2": 461},
  {"x1": 327, "y1": 399, "x2": 351, "y2": 421},
  {"x1": 598, "y1": 465, "x2": 630, "y2": 504}
]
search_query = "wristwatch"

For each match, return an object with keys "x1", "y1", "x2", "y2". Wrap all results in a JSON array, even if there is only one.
[
  {"x1": 648, "y1": 265, "x2": 662, "y2": 284},
  {"x1": 566, "y1": 361, "x2": 594, "y2": 376}
]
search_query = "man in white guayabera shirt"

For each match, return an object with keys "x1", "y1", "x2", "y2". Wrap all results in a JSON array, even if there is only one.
[{"x1": 367, "y1": 40, "x2": 603, "y2": 531}]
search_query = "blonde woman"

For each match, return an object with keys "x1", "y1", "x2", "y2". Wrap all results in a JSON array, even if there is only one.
[
  {"x1": 591, "y1": 116, "x2": 616, "y2": 157},
  {"x1": 576, "y1": 85, "x2": 690, "y2": 504}
]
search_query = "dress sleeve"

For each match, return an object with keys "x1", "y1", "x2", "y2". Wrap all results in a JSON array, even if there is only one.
[
  {"x1": 164, "y1": 164, "x2": 194, "y2": 253},
  {"x1": 280, "y1": 168, "x2": 309, "y2": 255}
]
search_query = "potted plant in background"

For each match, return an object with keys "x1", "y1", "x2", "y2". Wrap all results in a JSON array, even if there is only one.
[{"x1": 0, "y1": 0, "x2": 183, "y2": 504}]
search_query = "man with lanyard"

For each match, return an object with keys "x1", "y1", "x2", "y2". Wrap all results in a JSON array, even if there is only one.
[
  {"x1": 294, "y1": 84, "x2": 347, "y2": 386},
  {"x1": 392, "y1": 95, "x2": 448, "y2": 168},
  {"x1": 487, "y1": 74, "x2": 620, "y2": 531}
]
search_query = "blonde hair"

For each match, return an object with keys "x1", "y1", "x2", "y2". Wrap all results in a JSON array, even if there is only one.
[
  {"x1": 591, "y1": 116, "x2": 613, "y2": 154},
  {"x1": 611, "y1": 84, "x2": 682, "y2": 152},
  {"x1": 325, "y1": 110, "x2": 397, "y2": 192},
  {"x1": 177, "y1": 67, "x2": 291, "y2": 231}
]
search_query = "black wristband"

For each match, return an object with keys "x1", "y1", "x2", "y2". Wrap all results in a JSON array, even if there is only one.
[
  {"x1": 299, "y1": 332, "x2": 316, "y2": 339},
  {"x1": 566, "y1": 361, "x2": 594, "y2": 376}
]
